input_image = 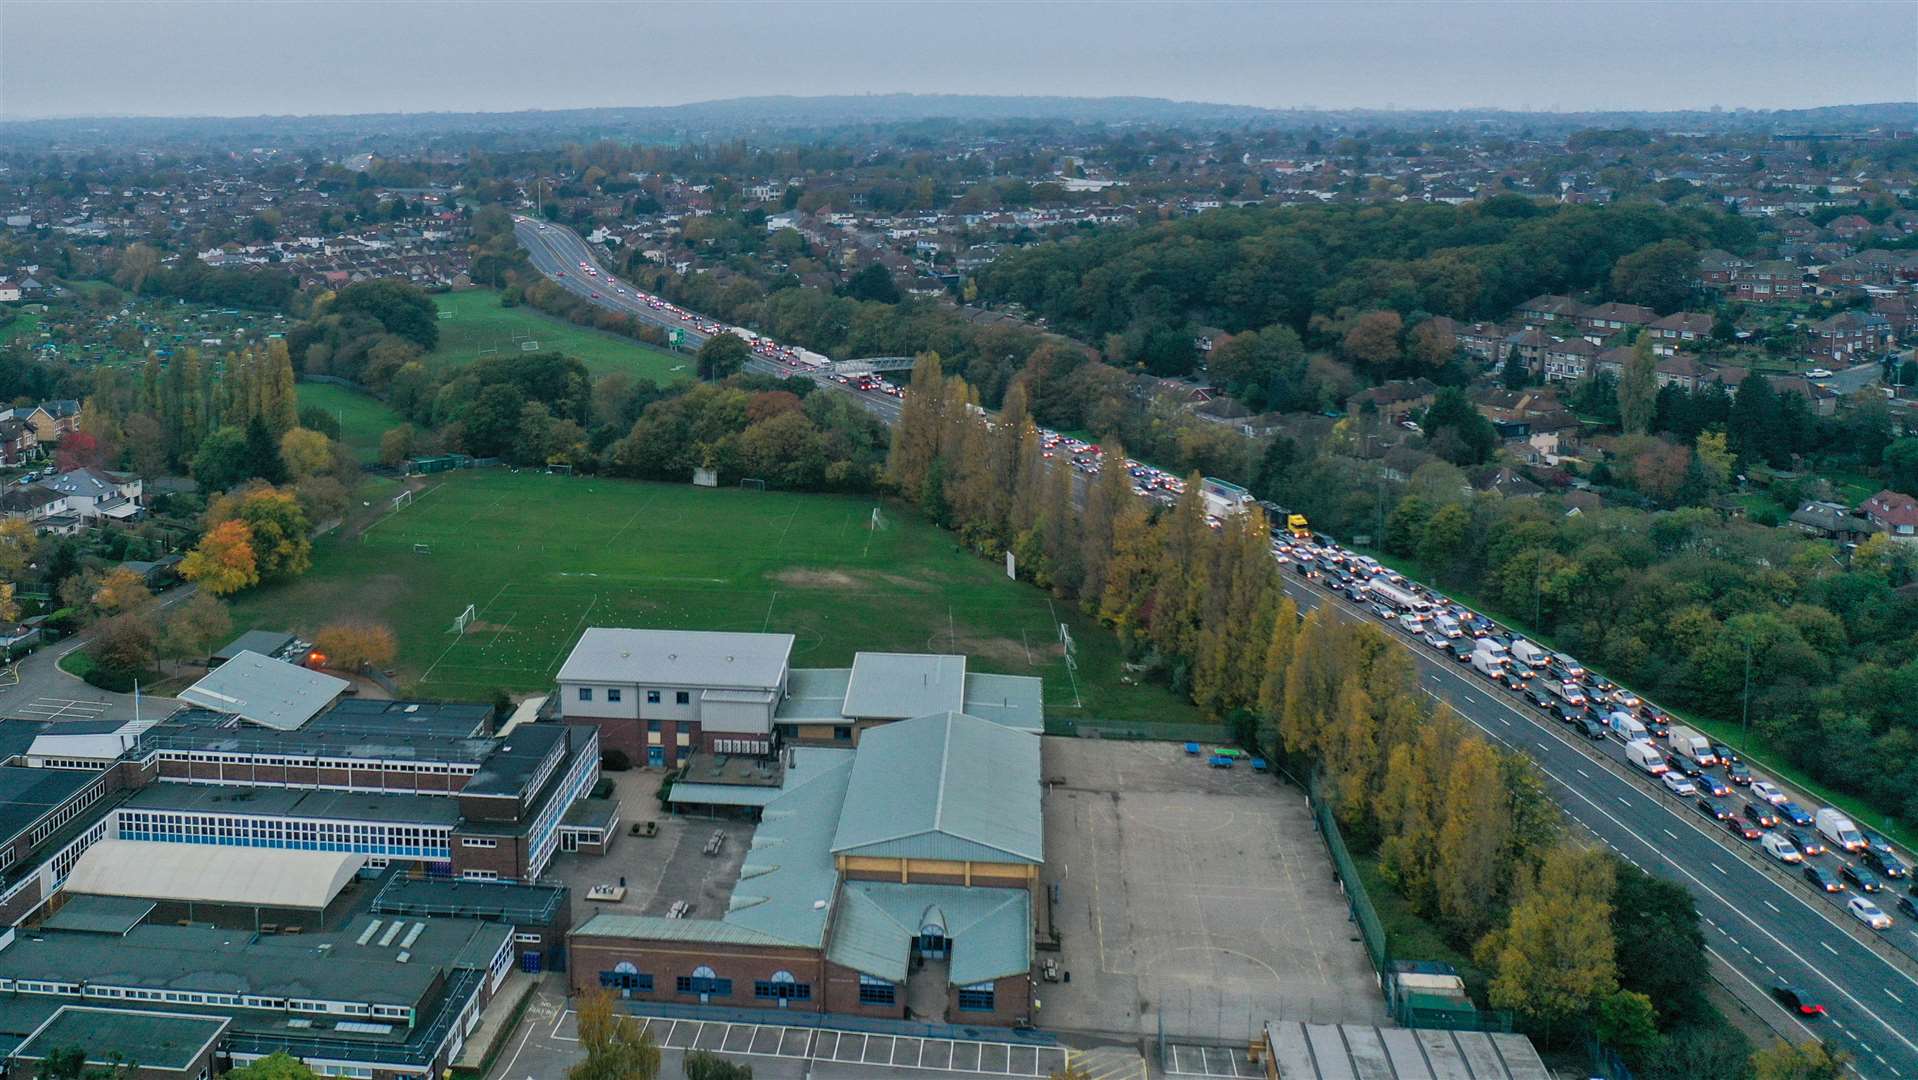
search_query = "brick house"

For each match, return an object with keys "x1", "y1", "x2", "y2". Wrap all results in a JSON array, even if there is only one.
[
  {"x1": 1578, "y1": 302, "x2": 1657, "y2": 335},
  {"x1": 1645, "y1": 311, "x2": 1714, "y2": 355},
  {"x1": 1542, "y1": 337, "x2": 1599, "y2": 382},
  {"x1": 1731, "y1": 261, "x2": 1804, "y2": 304},
  {"x1": 1515, "y1": 294, "x2": 1581, "y2": 326},
  {"x1": 1695, "y1": 249, "x2": 1753, "y2": 289},
  {"x1": 1861, "y1": 489, "x2": 1918, "y2": 542},
  {"x1": 1457, "y1": 322, "x2": 1509, "y2": 364},
  {"x1": 0, "y1": 418, "x2": 36, "y2": 465},
  {"x1": 1654, "y1": 353, "x2": 1709, "y2": 391},
  {"x1": 1807, "y1": 310, "x2": 1895, "y2": 363}
]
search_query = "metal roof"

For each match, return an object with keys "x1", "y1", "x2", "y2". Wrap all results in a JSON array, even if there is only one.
[
  {"x1": 39, "y1": 895, "x2": 154, "y2": 936},
  {"x1": 960, "y1": 673, "x2": 1045, "y2": 733},
  {"x1": 841, "y1": 653, "x2": 966, "y2": 720},
  {"x1": 178, "y1": 651, "x2": 348, "y2": 732},
  {"x1": 123, "y1": 782, "x2": 464, "y2": 828},
  {"x1": 557, "y1": 628, "x2": 793, "y2": 690},
  {"x1": 570, "y1": 915, "x2": 801, "y2": 949},
  {"x1": 774, "y1": 668, "x2": 852, "y2": 722},
  {"x1": 831, "y1": 712, "x2": 1043, "y2": 865},
  {"x1": 14, "y1": 1006, "x2": 227, "y2": 1071},
  {"x1": 723, "y1": 750, "x2": 856, "y2": 947},
  {"x1": 825, "y1": 882, "x2": 1031, "y2": 987},
  {"x1": 213, "y1": 629, "x2": 296, "y2": 662},
  {"x1": 65, "y1": 840, "x2": 366, "y2": 910},
  {"x1": 1263, "y1": 1022, "x2": 1550, "y2": 1080}
]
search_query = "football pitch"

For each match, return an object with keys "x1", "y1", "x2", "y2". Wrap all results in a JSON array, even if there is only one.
[{"x1": 228, "y1": 470, "x2": 1199, "y2": 727}]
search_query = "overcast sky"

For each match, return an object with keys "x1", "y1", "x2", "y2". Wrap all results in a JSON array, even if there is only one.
[{"x1": 1, "y1": 0, "x2": 1913, "y2": 119}]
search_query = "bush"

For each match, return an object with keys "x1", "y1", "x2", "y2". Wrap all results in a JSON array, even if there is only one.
[
  {"x1": 82, "y1": 663, "x2": 138, "y2": 693},
  {"x1": 685, "y1": 1050, "x2": 753, "y2": 1080},
  {"x1": 601, "y1": 748, "x2": 631, "y2": 772}
]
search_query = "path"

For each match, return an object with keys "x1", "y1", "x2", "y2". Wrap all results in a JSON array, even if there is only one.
[{"x1": 0, "y1": 584, "x2": 197, "y2": 723}]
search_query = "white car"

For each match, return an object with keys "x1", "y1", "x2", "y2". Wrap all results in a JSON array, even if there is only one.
[
  {"x1": 1806, "y1": 368, "x2": 1834, "y2": 379},
  {"x1": 1848, "y1": 896, "x2": 1893, "y2": 930},
  {"x1": 1662, "y1": 772, "x2": 1697, "y2": 797},
  {"x1": 1751, "y1": 782, "x2": 1787, "y2": 806},
  {"x1": 1761, "y1": 831, "x2": 1802, "y2": 863}
]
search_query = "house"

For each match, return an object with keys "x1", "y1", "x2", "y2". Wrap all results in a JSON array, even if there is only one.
[
  {"x1": 1456, "y1": 322, "x2": 1508, "y2": 363},
  {"x1": 1695, "y1": 249, "x2": 1753, "y2": 289},
  {"x1": 1474, "y1": 465, "x2": 1545, "y2": 499},
  {"x1": 1578, "y1": 302, "x2": 1657, "y2": 334},
  {"x1": 0, "y1": 280, "x2": 19, "y2": 303},
  {"x1": 1345, "y1": 379, "x2": 1438, "y2": 425},
  {"x1": 1593, "y1": 346, "x2": 1635, "y2": 380},
  {"x1": 1645, "y1": 312, "x2": 1715, "y2": 355},
  {"x1": 1654, "y1": 353, "x2": 1709, "y2": 392},
  {"x1": 1515, "y1": 294, "x2": 1581, "y2": 326},
  {"x1": 0, "y1": 418, "x2": 35, "y2": 465},
  {"x1": 1807, "y1": 310, "x2": 1895, "y2": 363},
  {"x1": 1872, "y1": 295, "x2": 1917, "y2": 339},
  {"x1": 1731, "y1": 261, "x2": 1804, "y2": 304},
  {"x1": 1861, "y1": 489, "x2": 1918, "y2": 542},
  {"x1": 1503, "y1": 327, "x2": 1553, "y2": 372},
  {"x1": 17, "y1": 400, "x2": 79, "y2": 442},
  {"x1": 1768, "y1": 375, "x2": 1839, "y2": 417},
  {"x1": 1788, "y1": 500, "x2": 1881, "y2": 543},
  {"x1": 43, "y1": 468, "x2": 142, "y2": 521},
  {"x1": 0, "y1": 484, "x2": 72, "y2": 531},
  {"x1": 1542, "y1": 337, "x2": 1598, "y2": 383}
]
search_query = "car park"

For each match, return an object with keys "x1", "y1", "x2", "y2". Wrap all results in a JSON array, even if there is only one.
[
  {"x1": 1849, "y1": 896, "x2": 1893, "y2": 930},
  {"x1": 1842, "y1": 864, "x2": 1883, "y2": 893},
  {"x1": 1662, "y1": 772, "x2": 1697, "y2": 797},
  {"x1": 1804, "y1": 865, "x2": 1845, "y2": 892}
]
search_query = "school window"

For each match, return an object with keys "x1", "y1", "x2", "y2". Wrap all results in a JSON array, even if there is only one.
[
  {"x1": 857, "y1": 975, "x2": 895, "y2": 1006},
  {"x1": 647, "y1": 720, "x2": 661, "y2": 732},
  {"x1": 675, "y1": 691, "x2": 690, "y2": 705},
  {"x1": 600, "y1": 970, "x2": 653, "y2": 992},
  {"x1": 753, "y1": 972, "x2": 810, "y2": 1001},
  {"x1": 833, "y1": 726, "x2": 852, "y2": 742},
  {"x1": 646, "y1": 691, "x2": 661, "y2": 704},
  {"x1": 957, "y1": 982, "x2": 995, "y2": 1012},
  {"x1": 607, "y1": 689, "x2": 622, "y2": 703},
  {"x1": 578, "y1": 688, "x2": 592, "y2": 702},
  {"x1": 676, "y1": 967, "x2": 731, "y2": 998}
]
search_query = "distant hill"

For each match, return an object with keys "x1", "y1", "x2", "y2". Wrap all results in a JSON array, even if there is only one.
[{"x1": 3, "y1": 95, "x2": 1913, "y2": 152}]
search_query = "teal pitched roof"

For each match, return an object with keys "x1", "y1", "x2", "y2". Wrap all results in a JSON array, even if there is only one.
[
  {"x1": 722, "y1": 750, "x2": 854, "y2": 948},
  {"x1": 830, "y1": 712, "x2": 1043, "y2": 865},
  {"x1": 825, "y1": 883, "x2": 1031, "y2": 986},
  {"x1": 842, "y1": 653, "x2": 966, "y2": 720}
]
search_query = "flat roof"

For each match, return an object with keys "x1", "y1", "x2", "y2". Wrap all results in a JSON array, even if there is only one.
[
  {"x1": 0, "y1": 719, "x2": 49, "y2": 762},
  {"x1": 463, "y1": 723, "x2": 567, "y2": 798},
  {"x1": 371, "y1": 873, "x2": 566, "y2": 925},
  {"x1": 774, "y1": 668, "x2": 852, "y2": 722},
  {"x1": 65, "y1": 840, "x2": 365, "y2": 910},
  {"x1": 558, "y1": 628, "x2": 793, "y2": 690},
  {"x1": 123, "y1": 782, "x2": 463, "y2": 828},
  {"x1": 842, "y1": 653, "x2": 966, "y2": 720},
  {"x1": 142, "y1": 707, "x2": 499, "y2": 766},
  {"x1": 961, "y1": 672, "x2": 1045, "y2": 733},
  {"x1": 1264, "y1": 1021, "x2": 1550, "y2": 1080},
  {"x1": 0, "y1": 765, "x2": 100, "y2": 848},
  {"x1": 40, "y1": 894, "x2": 155, "y2": 936},
  {"x1": 311, "y1": 698, "x2": 493, "y2": 740},
  {"x1": 178, "y1": 651, "x2": 348, "y2": 732},
  {"x1": 213, "y1": 629, "x2": 296, "y2": 662},
  {"x1": 14, "y1": 1006, "x2": 227, "y2": 1072}
]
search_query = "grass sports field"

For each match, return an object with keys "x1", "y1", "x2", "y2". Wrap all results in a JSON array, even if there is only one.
[
  {"x1": 430, "y1": 290, "x2": 691, "y2": 383},
  {"x1": 295, "y1": 382, "x2": 405, "y2": 462},
  {"x1": 227, "y1": 470, "x2": 1199, "y2": 727}
]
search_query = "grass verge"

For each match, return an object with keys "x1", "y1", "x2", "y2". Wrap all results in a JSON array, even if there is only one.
[{"x1": 431, "y1": 290, "x2": 692, "y2": 382}]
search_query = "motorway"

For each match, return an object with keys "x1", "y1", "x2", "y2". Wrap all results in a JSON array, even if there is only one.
[
  {"x1": 510, "y1": 217, "x2": 1915, "y2": 1076},
  {"x1": 1277, "y1": 571, "x2": 1918, "y2": 1080}
]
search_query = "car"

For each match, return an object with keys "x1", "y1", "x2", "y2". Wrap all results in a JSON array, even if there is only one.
[
  {"x1": 1697, "y1": 773, "x2": 1733, "y2": 798},
  {"x1": 1771, "y1": 981, "x2": 1826, "y2": 1017},
  {"x1": 1668, "y1": 753, "x2": 1705, "y2": 778},
  {"x1": 1864, "y1": 849, "x2": 1909, "y2": 880},
  {"x1": 1524, "y1": 685, "x2": 1552, "y2": 709},
  {"x1": 1578, "y1": 717, "x2": 1608, "y2": 741},
  {"x1": 1726, "y1": 817, "x2": 1764, "y2": 841},
  {"x1": 1790, "y1": 829, "x2": 1827, "y2": 858},
  {"x1": 1725, "y1": 761, "x2": 1752, "y2": 785},
  {"x1": 1804, "y1": 865, "x2": 1844, "y2": 892},
  {"x1": 1662, "y1": 772, "x2": 1697, "y2": 797},
  {"x1": 1696, "y1": 797, "x2": 1733, "y2": 821},
  {"x1": 1751, "y1": 782, "x2": 1787, "y2": 805},
  {"x1": 1551, "y1": 701, "x2": 1587, "y2": 725},
  {"x1": 1806, "y1": 367, "x2": 1834, "y2": 379},
  {"x1": 1446, "y1": 639, "x2": 1476, "y2": 663},
  {"x1": 1863, "y1": 831, "x2": 1898, "y2": 858},
  {"x1": 1848, "y1": 896, "x2": 1893, "y2": 930},
  {"x1": 1744, "y1": 802, "x2": 1781, "y2": 829},
  {"x1": 1761, "y1": 831, "x2": 1802, "y2": 863},
  {"x1": 1842, "y1": 864, "x2": 1883, "y2": 893},
  {"x1": 1422, "y1": 630, "x2": 1449, "y2": 650},
  {"x1": 1711, "y1": 743, "x2": 1737, "y2": 765},
  {"x1": 1899, "y1": 895, "x2": 1918, "y2": 921},
  {"x1": 1778, "y1": 802, "x2": 1814, "y2": 827}
]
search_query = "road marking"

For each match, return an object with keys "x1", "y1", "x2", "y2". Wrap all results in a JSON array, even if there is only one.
[
  {"x1": 1765, "y1": 900, "x2": 1781, "y2": 913},
  {"x1": 1889, "y1": 988, "x2": 1905, "y2": 1004},
  {"x1": 1576, "y1": 768, "x2": 1590, "y2": 779},
  {"x1": 1714, "y1": 864, "x2": 1728, "y2": 875},
  {"x1": 1823, "y1": 941, "x2": 1840, "y2": 955},
  {"x1": 1617, "y1": 796, "x2": 1630, "y2": 807},
  {"x1": 1664, "y1": 829, "x2": 1678, "y2": 840}
]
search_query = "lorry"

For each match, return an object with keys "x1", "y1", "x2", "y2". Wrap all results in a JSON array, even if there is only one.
[
  {"x1": 1200, "y1": 477, "x2": 1254, "y2": 520},
  {"x1": 1816, "y1": 807, "x2": 1868, "y2": 854},
  {"x1": 1625, "y1": 740, "x2": 1669, "y2": 776},
  {"x1": 1666, "y1": 726, "x2": 1715, "y2": 766},
  {"x1": 1510, "y1": 640, "x2": 1550, "y2": 668},
  {"x1": 1607, "y1": 712, "x2": 1648, "y2": 743},
  {"x1": 1366, "y1": 579, "x2": 1432, "y2": 614},
  {"x1": 1540, "y1": 679, "x2": 1587, "y2": 708}
]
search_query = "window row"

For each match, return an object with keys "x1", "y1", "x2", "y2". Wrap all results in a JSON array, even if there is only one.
[{"x1": 157, "y1": 750, "x2": 478, "y2": 775}]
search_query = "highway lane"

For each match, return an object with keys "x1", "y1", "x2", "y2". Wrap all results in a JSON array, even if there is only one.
[
  {"x1": 1280, "y1": 572, "x2": 1918, "y2": 1080},
  {"x1": 509, "y1": 214, "x2": 1915, "y2": 1073}
]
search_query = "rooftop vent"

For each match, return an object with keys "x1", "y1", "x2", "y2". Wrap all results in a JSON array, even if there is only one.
[{"x1": 813, "y1": 900, "x2": 827, "y2": 910}]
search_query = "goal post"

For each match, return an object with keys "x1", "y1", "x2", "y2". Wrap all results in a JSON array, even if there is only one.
[
  {"x1": 391, "y1": 490, "x2": 413, "y2": 511},
  {"x1": 450, "y1": 604, "x2": 477, "y2": 635},
  {"x1": 869, "y1": 506, "x2": 884, "y2": 531},
  {"x1": 739, "y1": 478, "x2": 766, "y2": 492}
]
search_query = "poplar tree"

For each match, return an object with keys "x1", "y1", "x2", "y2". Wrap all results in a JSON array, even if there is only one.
[
  {"x1": 1482, "y1": 846, "x2": 1618, "y2": 1040},
  {"x1": 1435, "y1": 737, "x2": 1513, "y2": 940}
]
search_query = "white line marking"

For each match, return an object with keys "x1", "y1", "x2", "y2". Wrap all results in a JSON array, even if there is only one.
[{"x1": 1888, "y1": 988, "x2": 1905, "y2": 1004}]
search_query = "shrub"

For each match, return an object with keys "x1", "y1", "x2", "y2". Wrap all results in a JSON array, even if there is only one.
[{"x1": 601, "y1": 748, "x2": 631, "y2": 772}]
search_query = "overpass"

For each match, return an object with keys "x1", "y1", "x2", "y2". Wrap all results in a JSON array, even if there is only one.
[{"x1": 828, "y1": 356, "x2": 918, "y2": 377}]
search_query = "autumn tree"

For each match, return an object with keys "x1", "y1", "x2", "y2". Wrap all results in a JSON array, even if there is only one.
[
  {"x1": 91, "y1": 566, "x2": 154, "y2": 617},
  {"x1": 1480, "y1": 845, "x2": 1618, "y2": 1040},
  {"x1": 1617, "y1": 335, "x2": 1658, "y2": 435},
  {"x1": 179, "y1": 520, "x2": 259, "y2": 596},
  {"x1": 0, "y1": 518, "x2": 34, "y2": 580},
  {"x1": 159, "y1": 593, "x2": 231, "y2": 670},
  {"x1": 280, "y1": 427, "x2": 334, "y2": 479},
  {"x1": 313, "y1": 622, "x2": 398, "y2": 672},
  {"x1": 568, "y1": 986, "x2": 661, "y2": 1080},
  {"x1": 208, "y1": 487, "x2": 312, "y2": 580},
  {"x1": 1342, "y1": 311, "x2": 1403, "y2": 370},
  {"x1": 1751, "y1": 1039, "x2": 1851, "y2": 1080},
  {"x1": 379, "y1": 425, "x2": 418, "y2": 466}
]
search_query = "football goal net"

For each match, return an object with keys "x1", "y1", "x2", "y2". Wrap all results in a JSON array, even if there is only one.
[
  {"x1": 391, "y1": 490, "x2": 413, "y2": 511},
  {"x1": 450, "y1": 604, "x2": 477, "y2": 635},
  {"x1": 414, "y1": 543, "x2": 432, "y2": 555},
  {"x1": 739, "y1": 478, "x2": 767, "y2": 492},
  {"x1": 868, "y1": 506, "x2": 885, "y2": 531}
]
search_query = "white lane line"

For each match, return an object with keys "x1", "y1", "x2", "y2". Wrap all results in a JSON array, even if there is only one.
[
  {"x1": 1714, "y1": 864, "x2": 1728, "y2": 875},
  {"x1": 1664, "y1": 829, "x2": 1679, "y2": 840},
  {"x1": 1889, "y1": 988, "x2": 1905, "y2": 1004},
  {"x1": 1823, "y1": 941, "x2": 1841, "y2": 956},
  {"x1": 1766, "y1": 900, "x2": 1781, "y2": 913},
  {"x1": 1576, "y1": 768, "x2": 1591, "y2": 779}
]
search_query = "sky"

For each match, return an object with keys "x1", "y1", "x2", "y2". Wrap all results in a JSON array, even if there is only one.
[{"x1": 0, "y1": 0, "x2": 1913, "y2": 120}]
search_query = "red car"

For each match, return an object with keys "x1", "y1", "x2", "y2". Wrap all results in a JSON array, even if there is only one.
[{"x1": 1771, "y1": 982, "x2": 1825, "y2": 1017}]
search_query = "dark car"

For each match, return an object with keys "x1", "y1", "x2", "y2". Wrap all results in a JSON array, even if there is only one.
[
  {"x1": 1771, "y1": 982, "x2": 1826, "y2": 1017},
  {"x1": 1726, "y1": 761, "x2": 1752, "y2": 785},
  {"x1": 1790, "y1": 829, "x2": 1827, "y2": 858},
  {"x1": 1643, "y1": 717, "x2": 1672, "y2": 740},
  {"x1": 1864, "y1": 850, "x2": 1910, "y2": 880},
  {"x1": 1804, "y1": 865, "x2": 1845, "y2": 893},
  {"x1": 1696, "y1": 797, "x2": 1733, "y2": 822},
  {"x1": 1578, "y1": 717, "x2": 1608, "y2": 741},
  {"x1": 1898, "y1": 895, "x2": 1918, "y2": 921},
  {"x1": 1446, "y1": 638, "x2": 1476, "y2": 663},
  {"x1": 1726, "y1": 817, "x2": 1764, "y2": 841},
  {"x1": 1551, "y1": 701, "x2": 1586, "y2": 725},
  {"x1": 1697, "y1": 773, "x2": 1733, "y2": 798},
  {"x1": 1668, "y1": 753, "x2": 1705, "y2": 778},
  {"x1": 1863, "y1": 831, "x2": 1898, "y2": 858},
  {"x1": 1524, "y1": 685, "x2": 1552, "y2": 709},
  {"x1": 1712, "y1": 743, "x2": 1738, "y2": 764},
  {"x1": 1778, "y1": 802, "x2": 1814, "y2": 827},
  {"x1": 1744, "y1": 802, "x2": 1780, "y2": 829},
  {"x1": 1842, "y1": 864, "x2": 1883, "y2": 893}
]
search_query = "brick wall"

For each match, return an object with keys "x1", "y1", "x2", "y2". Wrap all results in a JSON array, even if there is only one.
[
  {"x1": 820, "y1": 961, "x2": 905, "y2": 1020},
  {"x1": 569, "y1": 936, "x2": 825, "y2": 1013},
  {"x1": 946, "y1": 973, "x2": 1032, "y2": 1027}
]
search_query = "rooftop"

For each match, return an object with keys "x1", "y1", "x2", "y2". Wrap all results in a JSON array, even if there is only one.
[
  {"x1": 39, "y1": 894, "x2": 155, "y2": 937},
  {"x1": 212, "y1": 629, "x2": 297, "y2": 663},
  {"x1": 142, "y1": 705, "x2": 499, "y2": 767},
  {"x1": 842, "y1": 653, "x2": 966, "y2": 720},
  {"x1": 123, "y1": 782, "x2": 464, "y2": 828},
  {"x1": 558, "y1": 628, "x2": 794, "y2": 690},
  {"x1": 177, "y1": 651, "x2": 349, "y2": 732},
  {"x1": 65, "y1": 840, "x2": 366, "y2": 911},
  {"x1": 371, "y1": 873, "x2": 566, "y2": 925},
  {"x1": 832, "y1": 712, "x2": 1043, "y2": 865},
  {"x1": 13, "y1": 1006, "x2": 227, "y2": 1072},
  {"x1": 463, "y1": 722, "x2": 567, "y2": 799},
  {"x1": 960, "y1": 672, "x2": 1045, "y2": 734},
  {"x1": 773, "y1": 667, "x2": 852, "y2": 722},
  {"x1": 0, "y1": 765, "x2": 102, "y2": 848},
  {"x1": 827, "y1": 882, "x2": 1031, "y2": 987}
]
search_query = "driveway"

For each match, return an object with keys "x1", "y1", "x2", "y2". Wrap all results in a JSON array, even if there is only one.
[{"x1": 0, "y1": 585, "x2": 196, "y2": 723}]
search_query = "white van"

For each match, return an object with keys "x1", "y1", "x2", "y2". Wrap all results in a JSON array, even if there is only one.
[{"x1": 1626, "y1": 740, "x2": 1668, "y2": 776}]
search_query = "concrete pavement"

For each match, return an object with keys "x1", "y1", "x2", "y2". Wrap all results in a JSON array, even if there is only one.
[{"x1": 0, "y1": 585, "x2": 194, "y2": 723}]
